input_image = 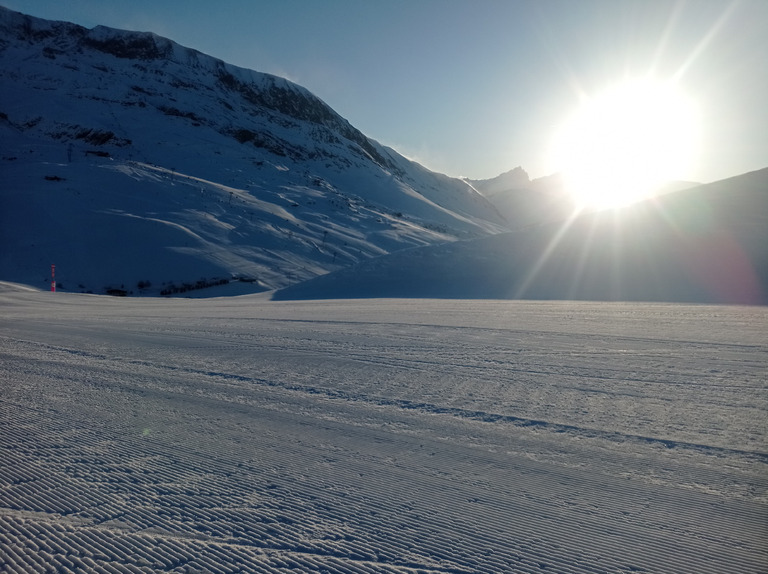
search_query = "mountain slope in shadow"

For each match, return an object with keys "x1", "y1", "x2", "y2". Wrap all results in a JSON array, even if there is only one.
[{"x1": 273, "y1": 168, "x2": 768, "y2": 304}]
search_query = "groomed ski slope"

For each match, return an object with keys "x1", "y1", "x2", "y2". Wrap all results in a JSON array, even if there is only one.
[{"x1": 1, "y1": 285, "x2": 766, "y2": 573}]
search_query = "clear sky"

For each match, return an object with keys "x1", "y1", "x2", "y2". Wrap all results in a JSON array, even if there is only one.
[{"x1": 4, "y1": 0, "x2": 767, "y2": 182}]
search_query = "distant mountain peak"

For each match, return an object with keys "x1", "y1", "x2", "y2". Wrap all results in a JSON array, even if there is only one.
[
  {"x1": 499, "y1": 165, "x2": 530, "y2": 182},
  {"x1": 466, "y1": 166, "x2": 531, "y2": 196}
]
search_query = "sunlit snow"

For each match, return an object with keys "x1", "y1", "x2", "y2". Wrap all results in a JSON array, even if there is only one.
[{"x1": 1, "y1": 284, "x2": 766, "y2": 573}]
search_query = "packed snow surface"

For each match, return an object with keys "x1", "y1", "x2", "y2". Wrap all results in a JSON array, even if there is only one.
[{"x1": 1, "y1": 284, "x2": 766, "y2": 573}]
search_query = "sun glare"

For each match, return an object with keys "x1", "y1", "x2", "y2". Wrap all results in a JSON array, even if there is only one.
[{"x1": 551, "y1": 78, "x2": 699, "y2": 210}]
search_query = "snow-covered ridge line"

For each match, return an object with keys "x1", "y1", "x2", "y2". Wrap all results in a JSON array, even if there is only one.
[
  {"x1": 1, "y1": 7, "x2": 309, "y2": 101},
  {"x1": 0, "y1": 6, "x2": 397, "y2": 171}
]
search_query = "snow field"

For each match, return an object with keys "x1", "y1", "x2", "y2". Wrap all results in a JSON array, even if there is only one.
[{"x1": 0, "y1": 288, "x2": 766, "y2": 572}]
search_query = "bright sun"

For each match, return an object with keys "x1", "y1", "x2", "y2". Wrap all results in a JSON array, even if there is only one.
[{"x1": 550, "y1": 78, "x2": 700, "y2": 210}]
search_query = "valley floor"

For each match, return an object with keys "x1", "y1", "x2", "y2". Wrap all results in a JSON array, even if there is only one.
[{"x1": 0, "y1": 286, "x2": 766, "y2": 573}]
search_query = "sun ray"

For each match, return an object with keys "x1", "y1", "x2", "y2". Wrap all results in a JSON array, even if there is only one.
[
  {"x1": 513, "y1": 208, "x2": 584, "y2": 299},
  {"x1": 565, "y1": 210, "x2": 602, "y2": 300},
  {"x1": 671, "y1": 1, "x2": 738, "y2": 82},
  {"x1": 651, "y1": 0, "x2": 686, "y2": 74}
]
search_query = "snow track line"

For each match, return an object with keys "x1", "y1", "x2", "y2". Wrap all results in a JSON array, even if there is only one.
[
  {"x1": 3, "y1": 336, "x2": 754, "y2": 502},
  {"x1": 4, "y1": 334, "x2": 765, "y2": 463},
  {"x1": 215, "y1": 315, "x2": 767, "y2": 351},
  {"x1": 37, "y1": 341, "x2": 768, "y2": 463},
  {"x1": 3, "y1": 332, "x2": 768, "y2": 482}
]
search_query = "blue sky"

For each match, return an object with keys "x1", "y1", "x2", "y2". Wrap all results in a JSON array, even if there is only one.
[{"x1": 5, "y1": 0, "x2": 767, "y2": 182}]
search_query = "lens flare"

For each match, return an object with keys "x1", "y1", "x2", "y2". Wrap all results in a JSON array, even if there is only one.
[{"x1": 550, "y1": 78, "x2": 700, "y2": 210}]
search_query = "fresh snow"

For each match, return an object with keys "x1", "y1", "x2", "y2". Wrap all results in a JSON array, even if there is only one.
[{"x1": 1, "y1": 284, "x2": 766, "y2": 573}]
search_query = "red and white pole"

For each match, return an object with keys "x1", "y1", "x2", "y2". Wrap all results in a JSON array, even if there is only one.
[{"x1": 51, "y1": 264, "x2": 56, "y2": 292}]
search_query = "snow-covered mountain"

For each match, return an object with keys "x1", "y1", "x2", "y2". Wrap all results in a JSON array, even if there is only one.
[
  {"x1": 0, "y1": 6, "x2": 508, "y2": 295},
  {"x1": 468, "y1": 168, "x2": 701, "y2": 231},
  {"x1": 466, "y1": 167, "x2": 573, "y2": 229},
  {"x1": 274, "y1": 168, "x2": 768, "y2": 305},
  {"x1": 467, "y1": 166, "x2": 533, "y2": 197}
]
